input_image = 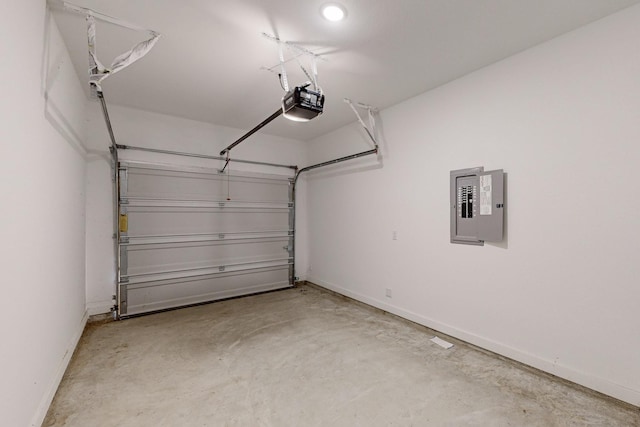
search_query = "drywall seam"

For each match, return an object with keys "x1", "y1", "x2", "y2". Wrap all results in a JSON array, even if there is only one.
[
  {"x1": 307, "y1": 276, "x2": 640, "y2": 407},
  {"x1": 30, "y1": 310, "x2": 88, "y2": 427}
]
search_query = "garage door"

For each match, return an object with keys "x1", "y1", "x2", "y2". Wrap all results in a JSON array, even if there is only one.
[{"x1": 117, "y1": 161, "x2": 294, "y2": 317}]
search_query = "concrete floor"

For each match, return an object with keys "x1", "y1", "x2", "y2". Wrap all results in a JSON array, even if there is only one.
[{"x1": 45, "y1": 284, "x2": 638, "y2": 426}]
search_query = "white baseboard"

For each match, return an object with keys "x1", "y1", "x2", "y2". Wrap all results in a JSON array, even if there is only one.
[
  {"x1": 30, "y1": 310, "x2": 88, "y2": 427},
  {"x1": 307, "y1": 276, "x2": 640, "y2": 407},
  {"x1": 86, "y1": 300, "x2": 113, "y2": 316}
]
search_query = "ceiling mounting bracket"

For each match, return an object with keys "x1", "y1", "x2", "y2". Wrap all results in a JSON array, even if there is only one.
[
  {"x1": 60, "y1": 0, "x2": 161, "y2": 95},
  {"x1": 344, "y1": 99, "x2": 379, "y2": 150},
  {"x1": 278, "y1": 41, "x2": 290, "y2": 92},
  {"x1": 261, "y1": 33, "x2": 326, "y2": 95}
]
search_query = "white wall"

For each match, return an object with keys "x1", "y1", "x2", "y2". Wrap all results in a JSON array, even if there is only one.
[
  {"x1": 84, "y1": 104, "x2": 309, "y2": 314},
  {"x1": 0, "y1": 3, "x2": 89, "y2": 426},
  {"x1": 305, "y1": 4, "x2": 640, "y2": 406}
]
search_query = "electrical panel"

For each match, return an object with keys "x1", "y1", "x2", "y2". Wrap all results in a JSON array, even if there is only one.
[{"x1": 450, "y1": 167, "x2": 504, "y2": 245}]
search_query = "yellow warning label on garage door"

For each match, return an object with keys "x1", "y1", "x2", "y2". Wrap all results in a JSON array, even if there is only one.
[{"x1": 119, "y1": 214, "x2": 128, "y2": 233}]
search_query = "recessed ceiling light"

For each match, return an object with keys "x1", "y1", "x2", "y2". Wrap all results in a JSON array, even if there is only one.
[{"x1": 321, "y1": 3, "x2": 347, "y2": 22}]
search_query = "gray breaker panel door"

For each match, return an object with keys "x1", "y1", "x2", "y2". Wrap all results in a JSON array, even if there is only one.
[
  {"x1": 477, "y1": 169, "x2": 504, "y2": 242},
  {"x1": 118, "y1": 162, "x2": 294, "y2": 316}
]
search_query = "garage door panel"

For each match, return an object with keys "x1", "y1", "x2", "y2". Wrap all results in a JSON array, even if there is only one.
[
  {"x1": 125, "y1": 167, "x2": 290, "y2": 203},
  {"x1": 126, "y1": 209, "x2": 289, "y2": 235},
  {"x1": 124, "y1": 267, "x2": 289, "y2": 316},
  {"x1": 126, "y1": 169, "x2": 224, "y2": 200},
  {"x1": 125, "y1": 239, "x2": 290, "y2": 276},
  {"x1": 118, "y1": 161, "x2": 294, "y2": 317}
]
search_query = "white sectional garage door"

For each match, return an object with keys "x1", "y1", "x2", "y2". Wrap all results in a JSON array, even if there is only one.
[{"x1": 117, "y1": 161, "x2": 294, "y2": 317}]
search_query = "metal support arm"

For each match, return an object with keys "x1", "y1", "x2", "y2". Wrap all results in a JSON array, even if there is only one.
[
  {"x1": 117, "y1": 144, "x2": 297, "y2": 171},
  {"x1": 96, "y1": 89, "x2": 122, "y2": 319},
  {"x1": 220, "y1": 108, "x2": 283, "y2": 156},
  {"x1": 97, "y1": 90, "x2": 118, "y2": 153},
  {"x1": 294, "y1": 148, "x2": 378, "y2": 184}
]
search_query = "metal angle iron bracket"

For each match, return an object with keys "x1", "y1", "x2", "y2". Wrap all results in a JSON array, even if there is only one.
[
  {"x1": 117, "y1": 145, "x2": 297, "y2": 171},
  {"x1": 344, "y1": 98, "x2": 379, "y2": 150},
  {"x1": 261, "y1": 32, "x2": 327, "y2": 95},
  {"x1": 59, "y1": 0, "x2": 161, "y2": 96}
]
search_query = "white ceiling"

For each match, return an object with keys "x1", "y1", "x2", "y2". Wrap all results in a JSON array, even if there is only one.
[{"x1": 51, "y1": 0, "x2": 640, "y2": 141}]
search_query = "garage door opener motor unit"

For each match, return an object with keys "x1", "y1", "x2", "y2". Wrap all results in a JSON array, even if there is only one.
[{"x1": 282, "y1": 85, "x2": 324, "y2": 121}]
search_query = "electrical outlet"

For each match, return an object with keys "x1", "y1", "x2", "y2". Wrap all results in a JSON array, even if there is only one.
[{"x1": 385, "y1": 288, "x2": 392, "y2": 298}]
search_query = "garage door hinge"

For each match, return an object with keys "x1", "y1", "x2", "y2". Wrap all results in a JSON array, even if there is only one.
[
  {"x1": 218, "y1": 233, "x2": 225, "y2": 239},
  {"x1": 120, "y1": 277, "x2": 129, "y2": 283},
  {"x1": 120, "y1": 236, "x2": 130, "y2": 244},
  {"x1": 120, "y1": 199, "x2": 129, "y2": 205},
  {"x1": 219, "y1": 266, "x2": 226, "y2": 272}
]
